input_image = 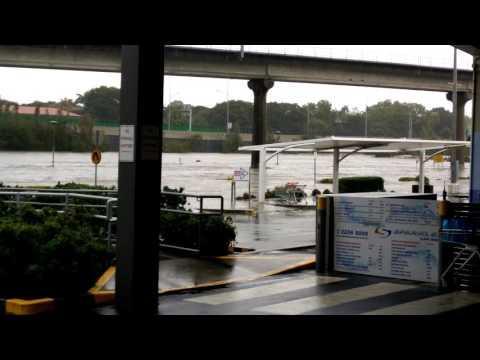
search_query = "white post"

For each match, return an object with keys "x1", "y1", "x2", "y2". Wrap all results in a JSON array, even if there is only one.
[
  {"x1": 314, "y1": 151, "x2": 318, "y2": 186},
  {"x1": 333, "y1": 148, "x2": 340, "y2": 193},
  {"x1": 419, "y1": 150, "x2": 425, "y2": 193},
  {"x1": 258, "y1": 148, "x2": 266, "y2": 203}
]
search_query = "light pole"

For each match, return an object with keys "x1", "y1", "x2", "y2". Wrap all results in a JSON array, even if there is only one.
[
  {"x1": 50, "y1": 120, "x2": 57, "y2": 167},
  {"x1": 365, "y1": 106, "x2": 368, "y2": 137},
  {"x1": 167, "y1": 90, "x2": 181, "y2": 130},
  {"x1": 184, "y1": 105, "x2": 193, "y2": 132},
  {"x1": 408, "y1": 111, "x2": 413, "y2": 138},
  {"x1": 226, "y1": 82, "x2": 230, "y2": 133},
  {"x1": 306, "y1": 106, "x2": 310, "y2": 138},
  {"x1": 451, "y1": 47, "x2": 458, "y2": 183},
  {"x1": 216, "y1": 85, "x2": 231, "y2": 133}
]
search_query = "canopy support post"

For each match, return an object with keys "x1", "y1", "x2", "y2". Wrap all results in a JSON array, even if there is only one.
[
  {"x1": 333, "y1": 148, "x2": 340, "y2": 193},
  {"x1": 419, "y1": 150, "x2": 425, "y2": 193},
  {"x1": 258, "y1": 147, "x2": 266, "y2": 203}
]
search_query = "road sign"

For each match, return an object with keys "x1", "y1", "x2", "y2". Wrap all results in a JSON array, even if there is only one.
[
  {"x1": 91, "y1": 148, "x2": 102, "y2": 165},
  {"x1": 233, "y1": 168, "x2": 249, "y2": 181}
]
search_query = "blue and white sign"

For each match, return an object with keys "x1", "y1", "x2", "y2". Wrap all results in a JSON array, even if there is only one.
[
  {"x1": 333, "y1": 197, "x2": 440, "y2": 283},
  {"x1": 234, "y1": 168, "x2": 249, "y2": 182}
]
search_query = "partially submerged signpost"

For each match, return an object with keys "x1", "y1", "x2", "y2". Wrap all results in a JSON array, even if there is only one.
[{"x1": 91, "y1": 130, "x2": 102, "y2": 187}]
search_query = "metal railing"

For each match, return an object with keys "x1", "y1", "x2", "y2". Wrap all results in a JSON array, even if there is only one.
[
  {"x1": 172, "y1": 45, "x2": 470, "y2": 69},
  {"x1": 0, "y1": 191, "x2": 118, "y2": 248},
  {"x1": 0, "y1": 187, "x2": 117, "y2": 195},
  {"x1": 160, "y1": 192, "x2": 225, "y2": 252},
  {"x1": 161, "y1": 191, "x2": 224, "y2": 215},
  {"x1": 0, "y1": 190, "x2": 224, "y2": 252}
]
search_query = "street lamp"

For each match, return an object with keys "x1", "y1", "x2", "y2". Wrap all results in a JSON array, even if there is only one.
[
  {"x1": 49, "y1": 120, "x2": 58, "y2": 167},
  {"x1": 365, "y1": 106, "x2": 368, "y2": 137},
  {"x1": 167, "y1": 90, "x2": 181, "y2": 130},
  {"x1": 408, "y1": 111, "x2": 423, "y2": 138},
  {"x1": 216, "y1": 84, "x2": 231, "y2": 133}
]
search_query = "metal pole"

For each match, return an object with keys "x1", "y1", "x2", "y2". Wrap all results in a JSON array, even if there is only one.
[
  {"x1": 226, "y1": 82, "x2": 230, "y2": 133},
  {"x1": 451, "y1": 48, "x2": 458, "y2": 183},
  {"x1": 95, "y1": 130, "x2": 99, "y2": 187},
  {"x1": 409, "y1": 112, "x2": 413, "y2": 138},
  {"x1": 94, "y1": 164, "x2": 98, "y2": 187},
  {"x1": 52, "y1": 122, "x2": 56, "y2": 168},
  {"x1": 168, "y1": 90, "x2": 172, "y2": 131},
  {"x1": 189, "y1": 106, "x2": 193, "y2": 132},
  {"x1": 258, "y1": 148, "x2": 266, "y2": 203},
  {"x1": 306, "y1": 106, "x2": 310, "y2": 138},
  {"x1": 333, "y1": 148, "x2": 340, "y2": 193},
  {"x1": 419, "y1": 150, "x2": 425, "y2": 193},
  {"x1": 365, "y1": 106, "x2": 368, "y2": 137},
  {"x1": 314, "y1": 151, "x2": 317, "y2": 186}
]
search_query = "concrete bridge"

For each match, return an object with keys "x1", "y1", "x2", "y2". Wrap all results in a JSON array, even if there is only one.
[
  {"x1": 0, "y1": 45, "x2": 472, "y2": 92},
  {"x1": 0, "y1": 45, "x2": 472, "y2": 170}
]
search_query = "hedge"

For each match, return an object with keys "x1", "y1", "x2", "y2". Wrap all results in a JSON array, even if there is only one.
[
  {"x1": 0, "y1": 203, "x2": 114, "y2": 298},
  {"x1": 339, "y1": 177, "x2": 385, "y2": 193}
]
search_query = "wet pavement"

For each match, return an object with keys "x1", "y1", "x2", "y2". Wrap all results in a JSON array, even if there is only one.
[
  {"x1": 96, "y1": 248, "x2": 315, "y2": 295},
  {"x1": 97, "y1": 269, "x2": 480, "y2": 315},
  {"x1": 231, "y1": 204, "x2": 316, "y2": 251}
]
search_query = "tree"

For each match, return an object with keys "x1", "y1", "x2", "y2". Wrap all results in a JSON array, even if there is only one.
[{"x1": 75, "y1": 86, "x2": 120, "y2": 121}]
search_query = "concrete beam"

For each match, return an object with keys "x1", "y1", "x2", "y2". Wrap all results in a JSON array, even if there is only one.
[
  {"x1": 0, "y1": 45, "x2": 121, "y2": 72},
  {"x1": 0, "y1": 45, "x2": 473, "y2": 93},
  {"x1": 165, "y1": 47, "x2": 473, "y2": 92}
]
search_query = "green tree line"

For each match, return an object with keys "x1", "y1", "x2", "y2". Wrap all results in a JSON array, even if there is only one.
[
  {"x1": 165, "y1": 99, "x2": 472, "y2": 141},
  {"x1": 0, "y1": 85, "x2": 472, "y2": 151}
]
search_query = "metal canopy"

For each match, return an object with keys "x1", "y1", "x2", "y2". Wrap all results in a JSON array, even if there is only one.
[
  {"x1": 239, "y1": 136, "x2": 470, "y2": 153},
  {"x1": 239, "y1": 136, "x2": 470, "y2": 202}
]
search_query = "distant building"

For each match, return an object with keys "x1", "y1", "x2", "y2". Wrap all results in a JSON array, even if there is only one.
[{"x1": 1, "y1": 104, "x2": 80, "y2": 117}]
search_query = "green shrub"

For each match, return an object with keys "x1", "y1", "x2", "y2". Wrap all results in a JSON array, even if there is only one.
[
  {"x1": 339, "y1": 176, "x2": 385, "y2": 193},
  {"x1": 398, "y1": 176, "x2": 430, "y2": 185},
  {"x1": 200, "y1": 216, "x2": 236, "y2": 255},
  {"x1": 0, "y1": 204, "x2": 113, "y2": 298},
  {"x1": 318, "y1": 178, "x2": 333, "y2": 184}
]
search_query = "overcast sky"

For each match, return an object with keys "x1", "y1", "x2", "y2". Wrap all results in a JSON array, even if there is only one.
[{"x1": 0, "y1": 45, "x2": 474, "y2": 116}]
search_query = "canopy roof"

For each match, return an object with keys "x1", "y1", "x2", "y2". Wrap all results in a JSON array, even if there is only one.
[{"x1": 239, "y1": 136, "x2": 470, "y2": 153}]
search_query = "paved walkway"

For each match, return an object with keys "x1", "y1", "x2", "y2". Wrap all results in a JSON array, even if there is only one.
[{"x1": 97, "y1": 270, "x2": 480, "y2": 315}]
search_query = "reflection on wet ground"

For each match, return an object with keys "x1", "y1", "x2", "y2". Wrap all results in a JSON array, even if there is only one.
[
  {"x1": 99, "y1": 248, "x2": 315, "y2": 294},
  {"x1": 232, "y1": 204, "x2": 316, "y2": 251}
]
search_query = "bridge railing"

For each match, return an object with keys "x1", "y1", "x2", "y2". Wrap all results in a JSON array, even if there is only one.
[{"x1": 172, "y1": 45, "x2": 469, "y2": 69}]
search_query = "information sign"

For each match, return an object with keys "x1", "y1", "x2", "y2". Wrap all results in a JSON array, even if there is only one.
[{"x1": 333, "y1": 197, "x2": 440, "y2": 283}]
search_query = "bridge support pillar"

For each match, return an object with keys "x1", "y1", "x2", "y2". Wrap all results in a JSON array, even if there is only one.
[
  {"x1": 248, "y1": 79, "x2": 274, "y2": 169},
  {"x1": 115, "y1": 45, "x2": 163, "y2": 314},
  {"x1": 447, "y1": 90, "x2": 472, "y2": 173},
  {"x1": 471, "y1": 57, "x2": 480, "y2": 203}
]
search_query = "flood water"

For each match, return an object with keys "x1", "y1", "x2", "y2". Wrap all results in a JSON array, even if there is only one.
[
  {"x1": 0, "y1": 151, "x2": 470, "y2": 197},
  {"x1": 0, "y1": 151, "x2": 471, "y2": 251}
]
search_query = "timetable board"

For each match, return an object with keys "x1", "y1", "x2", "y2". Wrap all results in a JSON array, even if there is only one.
[{"x1": 333, "y1": 197, "x2": 440, "y2": 283}]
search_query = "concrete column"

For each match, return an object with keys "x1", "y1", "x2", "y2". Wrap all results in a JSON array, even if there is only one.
[
  {"x1": 447, "y1": 91, "x2": 473, "y2": 170},
  {"x1": 248, "y1": 79, "x2": 274, "y2": 169},
  {"x1": 115, "y1": 46, "x2": 163, "y2": 315},
  {"x1": 471, "y1": 57, "x2": 480, "y2": 203}
]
